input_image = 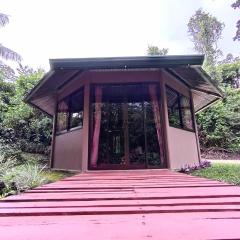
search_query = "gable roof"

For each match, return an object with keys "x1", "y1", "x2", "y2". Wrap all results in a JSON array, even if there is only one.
[{"x1": 24, "y1": 55, "x2": 223, "y2": 116}]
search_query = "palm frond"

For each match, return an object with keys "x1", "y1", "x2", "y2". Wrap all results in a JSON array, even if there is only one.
[
  {"x1": 0, "y1": 44, "x2": 22, "y2": 62},
  {"x1": 0, "y1": 13, "x2": 9, "y2": 27}
]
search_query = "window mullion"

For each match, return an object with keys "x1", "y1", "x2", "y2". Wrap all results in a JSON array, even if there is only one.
[
  {"x1": 67, "y1": 97, "x2": 72, "y2": 131},
  {"x1": 178, "y1": 93, "x2": 184, "y2": 128}
]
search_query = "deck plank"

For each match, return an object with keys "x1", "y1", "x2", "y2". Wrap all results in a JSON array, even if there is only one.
[{"x1": 0, "y1": 169, "x2": 240, "y2": 239}]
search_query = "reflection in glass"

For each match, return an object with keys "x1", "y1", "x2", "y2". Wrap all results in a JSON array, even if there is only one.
[
  {"x1": 180, "y1": 96, "x2": 193, "y2": 130},
  {"x1": 57, "y1": 99, "x2": 69, "y2": 132},
  {"x1": 91, "y1": 83, "x2": 163, "y2": 169},
  {"x1": 70, "y1": 90, "x2": 84, "y2": 129},
  {"x1": 166, "y1": 87, "x2": 181, "y2": 128}
]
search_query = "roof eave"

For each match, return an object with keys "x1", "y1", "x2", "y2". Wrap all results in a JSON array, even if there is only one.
[
  {"x1": 24, "y1": 70, "x2": 55, "y2": 102},
  {"x1": 195, "y1": 97, "x2": 221, "y2": 114},
  {"x1": 192, "y1": 66, "x2": 224, "y2": 98},
  {"x1": 49, "y1": 55, "x2": 204, "y2": 70}
]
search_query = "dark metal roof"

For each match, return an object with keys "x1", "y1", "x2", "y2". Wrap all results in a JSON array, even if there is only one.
[
  {"x1": 24, "y1": 55, "x2": 223, "y2": 116},
  {"x1": 49, "y1": 55, "x2": 204, "y2": 70}
]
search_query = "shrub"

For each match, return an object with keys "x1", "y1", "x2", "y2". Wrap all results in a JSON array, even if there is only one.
[
  {"x1": 0, "y1": 155, "x2": 47, "y2": 197},
  {"x1": 0, "y1": 155, "x2": 17, "y2": 196},
  {"x1": 0, "y1": 125, "x2": 22, "y2": 161},
  {"x1": 6, "y1": 163, "x2": 46, "y2": 191}
]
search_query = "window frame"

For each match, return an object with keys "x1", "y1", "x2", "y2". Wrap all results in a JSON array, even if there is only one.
[
  {"x1": 56, "y1": 87, "x2": 84, "y2": 135},
  {"x1": 166, "y1": 85, "x2": 195, "y2": 132}
]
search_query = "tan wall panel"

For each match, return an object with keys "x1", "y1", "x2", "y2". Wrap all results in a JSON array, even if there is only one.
[
  {"x1": 167, "y1": 127, "x2": 199, "y2": 169},
  {"x1": 53, "y1": 129, "x2": 82, "y2": 171}
]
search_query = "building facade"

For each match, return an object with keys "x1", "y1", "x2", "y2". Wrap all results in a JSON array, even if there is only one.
[{"x1": 25, "y1": 56, "x2": 222, "y2": 171}]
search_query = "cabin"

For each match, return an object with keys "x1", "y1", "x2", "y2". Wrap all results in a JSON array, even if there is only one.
[{"x1": 25, "y1": 55, "x2": 222, "y2": 172}]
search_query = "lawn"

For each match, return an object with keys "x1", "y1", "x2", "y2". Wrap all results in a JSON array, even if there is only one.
[{"x1": 190, "y1": 162, "x2": 240, "y2": 185}]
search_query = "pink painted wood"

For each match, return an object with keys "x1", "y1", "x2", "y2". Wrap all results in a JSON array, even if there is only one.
[
  {"x1": 1, "y1": 169, "x2": 240, "y2": 239},
  {"x1": 149, "y1": 84, "x2": 164, "y2": 164},
  {"x1": 90, "y1": 86, "x2": 102, "y2": 167}
]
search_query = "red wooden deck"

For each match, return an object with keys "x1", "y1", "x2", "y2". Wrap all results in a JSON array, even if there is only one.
[{"x1": 1, "y1": 169, "x2": 240, "y2": 239}]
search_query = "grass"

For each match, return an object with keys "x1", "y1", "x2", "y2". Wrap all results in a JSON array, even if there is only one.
[
  {"x1": 21, "y1": 152, "x2": 75, "y2": 183},
  {"x1": 190, "y1": 162, "x2": 240, "y2": 185},
  {"x1": 0, "y1": 153, "x2": 76, "y2": 198},
  {"x1": 21, "y1": 152, "x2": 49, "y2": 164},
  {"x1": 41, "y1": 169, "x2": 74, "y2": 183}
]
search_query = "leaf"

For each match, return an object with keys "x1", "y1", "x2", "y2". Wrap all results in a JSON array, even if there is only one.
[
  {"x1": 0, "y1": 13, "x2": 9, "y2": 28},
  {"x1": 0, "y1": 45, "x2": 22, "y2": 62}
]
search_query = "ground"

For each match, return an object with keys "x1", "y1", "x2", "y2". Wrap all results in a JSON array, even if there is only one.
[
  {"x1": 0, "y1": 169, "x2": 240, "y2": 240},
  {"x1": 191, "y1": 161, "x2": 240, "y2": 185}
]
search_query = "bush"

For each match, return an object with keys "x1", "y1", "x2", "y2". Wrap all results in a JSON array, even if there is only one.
[
  {"x1": 197, "y1": 87, "x2": 240, "y2": 153},
  {"x1": 0, "y1": 125, "x2": 22, "y2": 161},
  {"x1": 1, "y1": 68, "x2": 52, "y2": 157},
  {"x1": 0, "y1": 155, "x2": 47, "y2": 197},
  {"x1": 5, "y1": 163, "x2": 46, "y2": 191},
  {"x1": 0, "y1": 155, "x2": 17, "y2": 196}
]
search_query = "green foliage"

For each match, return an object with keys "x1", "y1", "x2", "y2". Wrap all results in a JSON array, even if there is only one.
[
  {"x1": 0, "y1": 80, "x2": 15, "y2": 121},
  {"x1": 0, "y1": 125, "x2": 22, "y2": 161},
  {"x1": 232, "y1": 0, "x2": 240, "y2": 41},
  {"x1": 188, "y1": 9, "x2": 224, "y2": 82},
  {"x1": 41, "y1": 170, "x2": 74, "y2": 183},
  {"x1": 21, "y1": 152, "x2": 49, "y2": 164},
  {"x1": 197, "y1": 87, "x2": 240, "y2": 152},
  {"x1": 188, "y1": 9, "x2": 224, "y2": 63},
  {"x1": 187, "y1": 9, "x2": 240, "y2": 153},
  {"x1": 0, "y1": 13, "x2": 22, "y2": 62},
  {"x1": 147, "y1": 45, "x2": 168, "y2": 56},
  {"x1": 0, "y1": 154, "x2": 74, "y2": 198},
  {"x1": 217, "y1": 57, "x2": 240, "y2": 88},
  {"x1": 1, "y1": 67, "x2": 52, "y2": 156},
  {"x1": 0, "y1": 155, "x2": 16, "y2": 179},
  {"x1": 191, "y1": 163, "x2": 240, "y2": 185},
  {"x1": 2, "y1": 163, "x2": 46, "y2": 193}
]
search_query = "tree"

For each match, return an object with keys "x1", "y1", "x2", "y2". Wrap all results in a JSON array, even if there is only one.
[
  {"x1": 187, "y1": 9, "x2": 224, "y2": 80},
  {"x1": 0, "y1": 79, "x2": 15, "y2": 122},
  {"x1": 217, "y1": 57, "x2": 240, "y2": 88},
  {"x1": 197, "y1": 86, "x2": 240, "y2": 152},
  {"x1": 2, "y1": 67, "x2": 52, "y2": 155},
  {"x1": 232, "y1": 0, "x2": 240, "y2": 41},
  {"x1": 197, "y1": 54, "x2": 240, "y2": 153},
  {"x1": 0, "y1": 13, "x2": 21, "y2": 62},
  {"x1": 147, "y1": 45, "x2": 168, "y2": 56}
]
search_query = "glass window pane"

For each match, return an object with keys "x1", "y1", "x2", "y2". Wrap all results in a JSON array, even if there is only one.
[
  {"x1": 57, "y1": 99, "x2": 69, "y2": 132},
  {"x1": 145, "y1": 101, "x2": 161, "y2": 166},
  {"x1": 70, "y1": 89, "x2": 84, "y2": 129},
  {"x1": 166, "y1": 87, "x2": 181, "y2": 127},
  {"x1": 180, "y1": 96, "x2": 193, "y2": 130},
  {"x1": 128, "y1": 102, "x2": 146, "y2": 165}
]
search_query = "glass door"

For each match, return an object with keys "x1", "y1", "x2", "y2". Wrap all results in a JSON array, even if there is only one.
[{"x1": 89, "y1": 83, "x2": 165, "y2": 170}]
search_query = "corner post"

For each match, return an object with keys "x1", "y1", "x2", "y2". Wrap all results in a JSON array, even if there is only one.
[
  {"x1": 81, "y1": 81, "x2": 90, "y2": 172},
  {"x1": 190, "y1": 90, "x2": 201, "y2": 164},
  {"x1": 49, "y1": 92, "x2": 58, "y2": 169},
  {"x1": 159, "y1": 70, "x2": 171, "y2": 169}
]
